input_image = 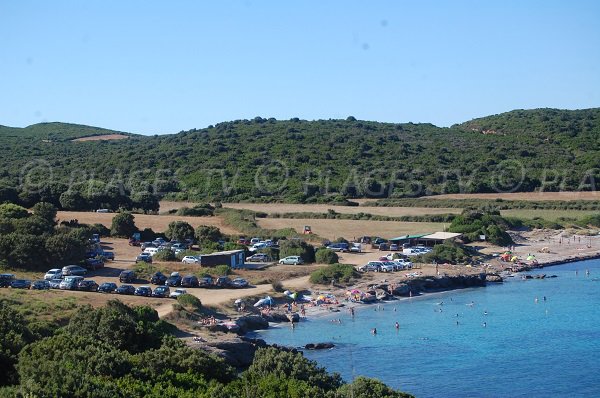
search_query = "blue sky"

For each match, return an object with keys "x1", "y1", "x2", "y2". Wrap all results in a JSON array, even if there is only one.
[{"x1": 1, "y1": 1, "x2": 599, "y2": 134}]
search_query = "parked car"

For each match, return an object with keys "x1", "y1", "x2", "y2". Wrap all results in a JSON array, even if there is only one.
[
  {"x1": 101, "y1": 251, "x2": 115, "y2": 260},
  {"x1": 279, "y1": 256, "x2": 304, "y2": 265},
  {"x1": 181, "y1": 275, "x2": 199, "y2": 288},
  {"x1": 358, "y1": 261, "x2": 384, "y2": 272},
  {"x1": 96, "y1": 208, "x2": 110, "y2": 213},
  {"x1": 142, "y1": 248, "x2": 159, "y2": 257},
  {"x1": 380, "y1": 261, "x2": 396, "y2": 273},
  {"x1": 230, "y1": 277, "x2": 249, "y2": 288},
  {"x1": 77, "y1": 280, "x2": 99, "y2": 291},
  {"x1": 62, "y1": 265, "x2": 87, "y2": 276},
  {"x1": 181, "y1": 255, "x2": 200, "y2": 264},
  {"x1": 10, "y1": 279, "x2": 31, "y2": 289},
  {"x1": 59, "y1": 276, "x2": 84, "y2": 290},
  {"x1": 98, "y1": 282, "x2": 118, "y2": 293},
  {"x1": 350, "y1": 243, "x2": 362, "y2": 253},
  {"x1": 30, "y1": 280, "x2": 50, "y2": 290},
  {"x1": 0, "y1": 273, "x2": 16, "y2": 287},
  {"x1": 169, "y1": 288, "x2": 187, "y2": 299},
  {"x1": 238, "y1": 237, "x2": 251, "y2": 245},
  {"x1": 250, "y1": 238, "x2": 261, "y2": 244},
  {"x1": 44, "y1": 268, "x2": 63, "y2": 280},
  {"x1": 394, "y1": 259, "x2": 413, "y2": 270},
  {"x1": 85, "y1": 258, "x2": 104, "y2": 271},
  {"x1": 389, "y1": 243, "x2": 399, "y2": 251},
  {"x1": 198, "y1": 276, "x2": 213, "y2": 288},
  {"x1": 48, "y1": 278, "x2": 63, "y2": 289},
  {"x1": 165, "y1": 272, "x2": 182, "y2": 287},
  {"x1": 247, "y1": 253, "x2": 270, "y2": 262},
  {"x1": 119, "y1": 270, "x2": 136, "y2": 283},
  {"x1": 379, "y1": 243, "x2": 390, "y2": 251},
  {"x1": 134, "y1": 286, "x2": 153, "y2": 297},
  {"x1": 141, "y1": 242, "x2": 156, "y2": 250},
  {"x1": 150, "y1": 272, "x2": 168, "y2": 285},
  {"x1": 153, "y1": 285, "x2": 171, "y2": 298},
  {"x1": 171, "y1": 243, "x2": 188, "y2": 251},
  {"x1": 116, "y1": 284, "x2": 136, "y2": 295},
  {"x1": 214, "y1": 276, "x2": 232, "y2": 288},
  {"x1": 136, "y1": 253, "x2": 153, "y2": 263},
  {"x1": 327, "y1": 242, "x2": 349, "y2": 252}
]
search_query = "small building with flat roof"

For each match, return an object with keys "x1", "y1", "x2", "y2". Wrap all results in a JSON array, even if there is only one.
[
  {"x1": 199, "y1": 249, "x2": 245, "y2": 269},
  {"x1": 419, "y1": 232, "x2": 463, "y2": 245}
]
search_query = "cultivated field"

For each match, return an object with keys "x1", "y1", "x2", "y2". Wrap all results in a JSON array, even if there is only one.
[
  {"x1": 257, "y1": 218, "x2": 444, "y2": 240},
  {"x1": 71, "y1": 134, "x2": 129, "y2": 142},
  {"x1": 56, "y1": 211, "x2": 240, "y2": 235},
  {"x1": 221, "y1": 202, "x2": 461, "y2": 216},
  {"x1": 424, "y1": 192, "x2": 600, "y2": 201}
]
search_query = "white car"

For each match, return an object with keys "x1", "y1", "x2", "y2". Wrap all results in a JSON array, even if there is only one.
[
  {"x1": 394, "y1": 259, "x2": 413, "y2": 270},
  {"x1": 181, "y1": 256, "x2": 200, "y2": 264},
  {"x1": 44, "y1": 268, "x2": 63, "y2": 280},
  {"x1": 169, "y1": 288, "x2": 187, "y2": 299},
  {"x1": 350, "y1": 243, "x2": 362, "y2": 253}
]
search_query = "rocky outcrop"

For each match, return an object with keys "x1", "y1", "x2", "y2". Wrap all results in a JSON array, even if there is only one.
[
  {"x1": 391, "y1": 274, "x2": 487, "y2": 297},
  {"x1": 206, "y1": 337, "x2": 298, "y2": 369},
  {"x1": 236, "y1": 315, "x2": 269, "y2": 333},
  {"x1": 485, "y1": 274, "x2": 503, "y2": 283},
  {"x1": 305, "y1": 342, "x2": 335, "y2": 350},
  {"x1": 264, "y1": 312, "x2": 299, "y2": 323}
]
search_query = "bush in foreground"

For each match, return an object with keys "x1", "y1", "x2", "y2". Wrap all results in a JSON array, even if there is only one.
[
  {"x1": 309, "y1": 264, "x2": 358, "y2": 285},
  {"x1": 315, "y1": 248, "x2": 339, "y2": 264}
]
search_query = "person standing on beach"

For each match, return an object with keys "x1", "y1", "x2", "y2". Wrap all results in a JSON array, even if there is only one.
[{"x1": 350, "y1": 307, "x2": 355, "y2": 317}]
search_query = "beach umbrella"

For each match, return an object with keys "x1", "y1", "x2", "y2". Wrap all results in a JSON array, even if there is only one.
[{"x1": 526, "y1": 255, "x2": 535, "y2": 261}]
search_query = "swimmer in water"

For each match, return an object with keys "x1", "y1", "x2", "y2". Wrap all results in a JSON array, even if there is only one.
[
  {"x1": 484, "y1": 311, "x2": 488, "y2": 316},
  {"x1": 483, "y1": 322, "x2": 487, "y2": 328},
  {"x1": 456, "y1": 320, "x2": 459, "y2": 326},
  {"x1": 534, "y1": 297, "x2": 538, "y2": 303},
  {"x1": 395, "y1": 322, "x2": 400, "y2": 330},
  {"x1": 371, "y1": 328, "x2": 377, "y2": 335},
  {"x1": 543, "y1": 296, "x2": 547, "y2": 301}
]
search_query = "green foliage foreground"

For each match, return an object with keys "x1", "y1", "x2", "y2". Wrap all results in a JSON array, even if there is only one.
[{"x1": 0, "y1": 299, "x2": 412, "y2": 398}]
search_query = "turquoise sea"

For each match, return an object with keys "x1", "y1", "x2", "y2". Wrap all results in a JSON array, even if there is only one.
[{"x1": 249, "y1": 260, "x2": 600, "y2": 397}]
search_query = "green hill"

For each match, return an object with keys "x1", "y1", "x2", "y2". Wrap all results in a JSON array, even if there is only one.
[
  {"x1": 0, "y1": 109, "x2": 599, "y2": 209},
  {"x1": 0, "y1": 122, "x2": 132, "y2": 141}
]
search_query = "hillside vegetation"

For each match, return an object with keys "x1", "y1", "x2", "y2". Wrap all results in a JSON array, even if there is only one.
[{"x1": 1, "y1": 108, "x2": 599, "y2": 206}]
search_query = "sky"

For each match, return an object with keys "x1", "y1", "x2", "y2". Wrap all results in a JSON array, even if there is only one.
[{"x1": 1, "y1": 0, "x2": 599, "y2": 135}]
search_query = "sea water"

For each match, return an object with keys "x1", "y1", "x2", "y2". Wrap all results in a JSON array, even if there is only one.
[{"x1": 249, "y1": 260, "x2": 600, "y2": 397}]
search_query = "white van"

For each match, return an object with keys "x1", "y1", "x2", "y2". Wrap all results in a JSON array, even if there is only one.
[{"x1": 143, "y1": 248, "x2": 159, "y2": 256}]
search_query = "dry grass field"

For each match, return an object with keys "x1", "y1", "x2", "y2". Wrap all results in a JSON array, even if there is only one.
[
  {"x1": 501, "y1": 209, "x2": 597, "y2": 221},
  {"x1": 56, "y1": 211, "x2": 240, "y2": 235},
  {"x1": 424, "y1": 192, "x2": 600, "y2": 201},
  {"x1": 221, "y1": 202, "x2": 460, "y2": 216},
  {"x1": 71, "y1": 134, "x2": 129, "y2": 142},
  {"x1": 257, "y1": 218, "x2": 445, "y2": 240}
]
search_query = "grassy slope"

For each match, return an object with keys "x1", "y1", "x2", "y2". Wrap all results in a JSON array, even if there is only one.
[{"x1": 0, "y1": 122, "x2": 133, "y2": 141}]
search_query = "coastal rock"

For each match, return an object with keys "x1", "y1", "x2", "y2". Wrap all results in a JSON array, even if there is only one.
[
  {"x1": 212, "y1": 340, "x2": 257, "y2": 367},
  {"x1": 391, "y1": 283, "x2": 411, "y2": 296},
  {"x1": 305, "y1": 342, "x2": 335, "y2": 350},
  {"x1": 264, "y1": 312, "x2": 299, "y2": 323},
  {"x1": 486, "y1": 274, "x2": 503, "y2": 283},
  {"x1": 236, "y1": 315, "x2": 269, "y2": 333}
]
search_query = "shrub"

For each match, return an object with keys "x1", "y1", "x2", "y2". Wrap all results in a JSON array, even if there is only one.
[
  {"x1": 195, "y1": 225, "x2": 224, "y2": 243},
  {"x1": 164, "y1": 220, "x2": 195, "y2": 241},
  {"x1": 110, "y1": 212, "x2": 137, "y2": 238},
  {"x1": 214, "y1": 264, "x2": 231, "y2": 276},
  {"x1": 279, "y1": 239, "x2": 315, "y2": 263},
  {"x1": 272, "y1": 280, "x2": 284, "y2": 292},
  {"x1": 315, "y1": 248, "x2": 339, "y2": 264},
  {"x1": 309, "y1": 264, "x2": 357, "y2": 284},
  {"x1": 176, "y1": 294, "x2": 202, "y2": 311},
  {"x1": 423, "y1": 242, "x2": 471, "y2": 264},
  {"x1": 176, "y1": 203, "x2": 215, "y2": 216},
  {"x1": 153, "y1": 249, "x2": 176, "y2": 262}
]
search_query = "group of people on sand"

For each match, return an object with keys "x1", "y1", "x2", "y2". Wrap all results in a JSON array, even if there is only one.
[{"x1": 199, "y1": 316, "x2": 218, "y2": 326}]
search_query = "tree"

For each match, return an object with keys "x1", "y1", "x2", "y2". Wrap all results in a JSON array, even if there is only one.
[
  {"x1": 337, "y1": 376, "x2": 414, "y2": 398},
  {"x1": 0, "y1": 302, "x2": 32, "y2": 386},
  {"x1": 44, "y1": 231, "x2": 88, "y2": 266},
  {"x1": 132, "y1": 192, "x2": 160, "y2": 213},
  {"x1": 279, "y1": 239, "x2": 316, "y2": 263},
  {"x1": 0, "y1": 203, "x2": 28, "y2": 219},
  {"x1": 165, "y1": 221, "x2": 195, "y2": 242},
  {"x1": 315, "y1": 248, "x2": 339, "y2": 264},
  {"x1": 195, "y1": 225, "x2": 224, "y2": 243},
  {"x1": 110, "y1": 212, "x2": 138, "y2": 238},
  {"x1": 32, "y1": 202, "x2": 57, "y2": 224},
  {"x1": 59, "y1": 191, "x2": 87, "y2": 210}
]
